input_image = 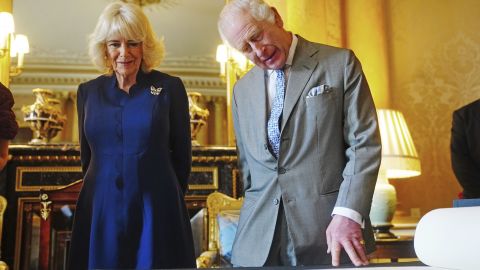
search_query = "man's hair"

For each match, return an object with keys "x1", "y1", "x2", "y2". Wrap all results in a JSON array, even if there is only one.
[
  {"x1": 89, "y1": 1, "x2": 164, "y2": 74},
  {"x1": 218, "y1": 0, "x2": 275, "y2": 44}
]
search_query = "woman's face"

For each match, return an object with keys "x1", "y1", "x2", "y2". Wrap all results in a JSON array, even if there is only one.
[{"x1": 106, "y1": 36, "x2": 143, "y2": 79}]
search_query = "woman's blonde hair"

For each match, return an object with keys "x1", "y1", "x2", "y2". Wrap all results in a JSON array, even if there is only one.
[{"x1": 89, "y1": 1, "x2": 164, "y2": 74}]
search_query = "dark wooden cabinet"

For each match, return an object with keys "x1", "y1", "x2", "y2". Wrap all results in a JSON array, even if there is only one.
[
  {"x1": 1, "y1": 144, "x2": 238, "y2": 270},
  {"x1": 370, "y1": 236, "x2": 417, "y2": 263}
]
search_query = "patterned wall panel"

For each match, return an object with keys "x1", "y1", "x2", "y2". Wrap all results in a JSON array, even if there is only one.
[{"x1": 388, "y1": 0, "x2": 480, "y2": 215}]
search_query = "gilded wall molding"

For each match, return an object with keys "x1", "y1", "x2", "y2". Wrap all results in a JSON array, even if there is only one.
[
  {"x1": 10, "y1": 52, "x2": 226, "y2": 96},
  {"x1": 192, "y1": 156, "x2": 237, "y2": 163},
  {"x1": 10, "y1": 155, "x2": 81, "y2": 162}
]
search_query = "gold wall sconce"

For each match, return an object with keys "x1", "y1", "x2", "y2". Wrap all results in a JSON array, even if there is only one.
[
  {"x1": 216, "y1": 44, "x2": 252, "y2": 80},
  {"x1": 0, "y1": 12, "x2": 30, "y2": 79}
]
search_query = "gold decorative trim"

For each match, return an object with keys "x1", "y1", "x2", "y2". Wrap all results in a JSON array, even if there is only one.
[
  {"x1": 15, "y1": 166, "x2": 82, "y2": 192},
  {"x1": 232, "y1": 169, "x2": 239, "y2": 199},
  {"x1": 192, "y1": 156, "x2": 237, "y2": 163},
  {"x1": 39, "y1": 193, "x2": 52, "y2": 221},
  {"x1": 185, "y1": 195, "x2": 208, "y2": 201},
  {"x1": 10, "y1": 155, "x2": 81, "y2": 162},
  {"x1": 15, "y1": 197, "x2": 39, "y2": 270},
  {"x1": 10, "y1": 155, "x2": 236, "y2": 163},
  {"x1": 188, "y1": 167, "x2": 219, "y2": 190}
]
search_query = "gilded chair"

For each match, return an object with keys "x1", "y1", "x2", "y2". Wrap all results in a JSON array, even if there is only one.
[
  {"x1": 196, "y1": 192, "x2": 243, "y2": 268},
  {"x1": 0, "y1": 196, "x2": 8, "y2": 270}
]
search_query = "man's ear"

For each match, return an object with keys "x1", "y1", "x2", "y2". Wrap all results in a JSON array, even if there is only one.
[{"x1": 271, "y1": 7, "x2": 284, "y2": 28}]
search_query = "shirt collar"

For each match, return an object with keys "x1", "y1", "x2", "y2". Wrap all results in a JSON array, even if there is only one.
[
  {"x1": 267, "y1": 33, "x2": 297, "y2": 76},
  {"x1": 285, "y1": 33, "x2": 297, "y2": 67}
]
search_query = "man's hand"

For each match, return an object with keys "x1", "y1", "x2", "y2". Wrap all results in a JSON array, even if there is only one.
[{"x1": 326, "y1": 215, "x2": 369, "y2": 267}]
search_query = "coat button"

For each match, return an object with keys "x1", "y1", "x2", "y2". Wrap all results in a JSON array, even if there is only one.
[
  {"x1": 278, "y1": 167, "x2": 286, "y2": 174},
  {"x1": 116, "y1": 178, "x2": 124, "y2": 189},
  {"x1": 273, "y1": 198, "x2": 280, "y2": 205}
]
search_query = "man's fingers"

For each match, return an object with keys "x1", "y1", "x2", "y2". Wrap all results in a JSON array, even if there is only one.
[
  {"x1": 342, "y1": 240, "x2": 363, "y2": 267},
  {"x1": 326, "y1": 231, "x2": 332, "y2": 254},
  {"x1": 330, "y1": 240, "x2": 342, "y2": 266},
  {"x1": 352, "y1": 239, "x2": 369, "y2": 265}
]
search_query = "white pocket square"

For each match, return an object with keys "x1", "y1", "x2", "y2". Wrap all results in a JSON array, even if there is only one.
[{"x1": 306, "y1": 85, "x2": 331, "y2": 98}]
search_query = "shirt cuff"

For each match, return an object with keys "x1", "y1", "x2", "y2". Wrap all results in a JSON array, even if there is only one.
[{"x1": 332, "y1": 207, "x2": 365, "y2": 228}]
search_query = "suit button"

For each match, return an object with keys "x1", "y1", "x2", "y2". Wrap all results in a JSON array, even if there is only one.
[
  {"x1": 273, "y1": 198, "x2": 280, "y2": 205},
  {"x1": 264, "y1": 144, "x2": 268, "y2": 150},
  {"x1": 278, "y1": 167, "x2": 286, "y2": 174},
  {"x1": 116, "y1": 178, "x2": 124, "y2": 189}
]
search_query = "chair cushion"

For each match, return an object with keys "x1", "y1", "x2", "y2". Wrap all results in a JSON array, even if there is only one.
[
  {"x1": 190, "y1": 209, "x2": 205, "y2": 257},
  {"x1": 217, "y1": 210, "x2": 240, "y2": 262}
]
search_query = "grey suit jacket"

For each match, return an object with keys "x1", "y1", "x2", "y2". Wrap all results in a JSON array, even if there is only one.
[{"x1": 231, "y1": 36, "x2": 381, "y2": 266}]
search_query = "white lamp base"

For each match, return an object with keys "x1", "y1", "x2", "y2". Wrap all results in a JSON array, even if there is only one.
[{"x1": 370, "y1": 170, "x2": 398, "y2": 239}]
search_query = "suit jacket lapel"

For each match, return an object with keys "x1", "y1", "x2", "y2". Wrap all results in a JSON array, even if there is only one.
[
  {"x1": 281, "y1": 37, "x2": 318, "y2": 131},
  {"x1": 246, "y1": 66, "x2": 268, "y2": 142}
]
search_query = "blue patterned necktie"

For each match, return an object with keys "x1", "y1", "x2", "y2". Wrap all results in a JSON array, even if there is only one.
[{"x1": 267, "y1": 69, "x2": 286, "y2": 159}]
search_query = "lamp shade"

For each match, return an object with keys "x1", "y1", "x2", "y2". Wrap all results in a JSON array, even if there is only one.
[
  {"x1": 216, "y1": 44, "x2": 227, "y2": 64},
  {"x1": 377, "y1": 109, "x2": 421, "y2": 179},
  {"x1": 10, "y1": 34, "x2": 30, "y2": 57},
  {"x1": 0, "y1": 12, "x2": 15, "y2": 36}
]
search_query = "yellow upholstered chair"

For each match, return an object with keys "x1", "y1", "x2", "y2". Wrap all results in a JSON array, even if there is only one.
[
  {"x1": 0, "y1": 196, "x2": 8, "y2": 270},
  {"x1": 196, "y1": 192, "x2": 243, "y2": 268}
]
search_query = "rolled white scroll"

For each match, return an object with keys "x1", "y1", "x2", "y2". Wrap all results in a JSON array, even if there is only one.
[{"x1": 414, "y1": 206, "x2": 480, "y2": 270}]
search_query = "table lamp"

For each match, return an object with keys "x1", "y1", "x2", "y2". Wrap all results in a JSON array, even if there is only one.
[{"x1": 370, "y1": 109, "x2": 421, "y2": 239}]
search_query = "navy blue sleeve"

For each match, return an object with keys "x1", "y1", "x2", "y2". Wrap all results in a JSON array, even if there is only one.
[
  {"x1": 77, "y1": 84, "x2": 91, "y2": 177},
  {"x1": 169, "y1": 77, "x2": 192, "y2": 194}
]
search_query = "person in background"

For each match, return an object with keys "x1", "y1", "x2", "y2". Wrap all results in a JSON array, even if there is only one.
[
  {"x1": 217, "y1": 0, "x2": 381, "y2": 267},
  {"x1": 68, "y1": 2, "x2": 195, "y2": 269},
  {"x1": 0, "y1": 82, "x2": 18, "y2": 171},
  {"x1": 451, "y1": 99, "x2": 480, "y2": 199}
]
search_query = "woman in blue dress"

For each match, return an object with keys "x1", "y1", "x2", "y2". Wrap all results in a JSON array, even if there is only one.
[{"x1": 68, "y1": 2, "x2": 195, "y2": 269}]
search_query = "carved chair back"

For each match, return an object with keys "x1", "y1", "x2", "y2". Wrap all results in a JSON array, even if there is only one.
[{"x1": 196, "y1": 192, "x2": 243, "y2": 268}]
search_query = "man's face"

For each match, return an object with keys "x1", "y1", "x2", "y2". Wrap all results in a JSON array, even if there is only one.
[{"x1": 222, "y1": 10, "x2": 291, "y2": 70}]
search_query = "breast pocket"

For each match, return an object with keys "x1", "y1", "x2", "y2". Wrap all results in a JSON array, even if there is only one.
[{"x1": 305, "y1": 88, "x2": 337, "y2": 114}]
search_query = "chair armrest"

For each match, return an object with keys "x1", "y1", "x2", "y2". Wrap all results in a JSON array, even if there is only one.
[{"x1": 196, "y1": 250, "x2": 218, "y2": 268}]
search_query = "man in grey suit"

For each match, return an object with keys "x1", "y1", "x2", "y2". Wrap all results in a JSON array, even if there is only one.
[{"x1": 218, "y1": 0, "x2": 381, "y2": 267}]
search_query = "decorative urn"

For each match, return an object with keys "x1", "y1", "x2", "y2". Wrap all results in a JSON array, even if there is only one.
[
  {"x1": 187, "y1": 92, "x2": 209, "y2": 146},
  {"x1": 21, "y1": 88, "x2": 66, "y2": 144}
]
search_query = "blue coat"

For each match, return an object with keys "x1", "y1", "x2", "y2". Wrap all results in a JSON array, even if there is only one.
[{"x1": 68, "y1": 70, "x2": 195, "y2": 269}]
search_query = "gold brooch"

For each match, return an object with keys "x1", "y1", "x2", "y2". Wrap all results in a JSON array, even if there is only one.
[{"x1": 150, "y1": 86, "x2": 162, "y2": 95}]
